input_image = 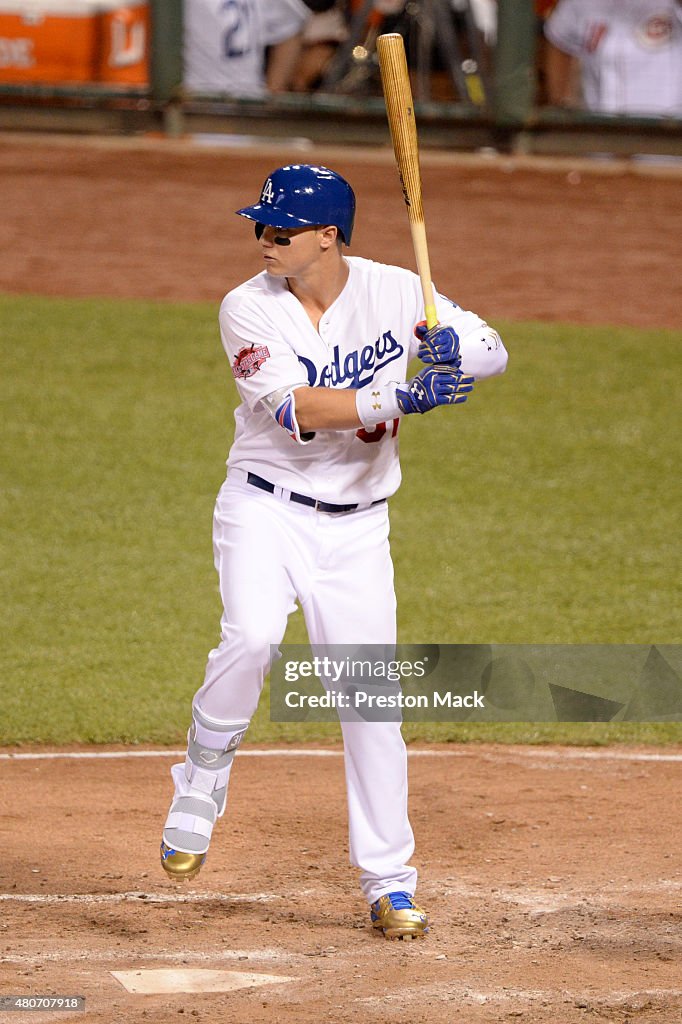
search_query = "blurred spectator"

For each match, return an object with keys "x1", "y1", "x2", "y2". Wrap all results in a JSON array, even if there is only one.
[
  {"x1": 184, "y1": 0, "x2": 326, "y2": 97},
  {"x1": 535, "y1": 0, "x2": 575, "y2": 106},
  {"x1": 290, "y1": 1, "x2": 350, "y2": 92},
  {"x1": 454, "y1": 0, "x2": 497, "y2": 46},
  {"x1": 543, "y1": 0, "x2": 682, "y2": 117}
]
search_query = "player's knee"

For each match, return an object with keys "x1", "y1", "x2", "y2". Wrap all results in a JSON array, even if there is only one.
[{"x1": 221, "y1": 621, "x2": 282, "y2": 665}]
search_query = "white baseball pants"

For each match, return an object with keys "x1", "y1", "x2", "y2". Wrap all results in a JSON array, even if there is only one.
[{"x1": 190, "y1": 472, "x2": 417, "y2": 902}]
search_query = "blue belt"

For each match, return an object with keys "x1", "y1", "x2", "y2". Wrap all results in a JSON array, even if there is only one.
[{"x1": 246, "y1": 472, "x2": 386, "y2": 515}]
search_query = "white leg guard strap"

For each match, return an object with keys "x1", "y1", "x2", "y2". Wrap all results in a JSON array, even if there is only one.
[
  {"x1": 163, "y1": 764, "x2": 218, "y2": 855},
  {"x1": 165, "y1": 809, "x2": 215, "y2": 840},
  {"x1": 185, "y1": 706, "x2": 249, "y2": 818},
  {"x1": 163, "y1": 708, "x2": 249, "y2": 856}
]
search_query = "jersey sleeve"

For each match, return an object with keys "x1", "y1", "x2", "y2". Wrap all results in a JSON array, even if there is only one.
[
  {"x1": 406, "y1": 278, "x2": 480, "y2": 360},
  {"x1": 263, "y1": 0, "x2": 310, "y2": 46},
  {"x1": 408, "y1": 287, "x2": 508, "y2": 380},
  {"x1": 437, "y1": 292, "x2": 508, "y2": 379},
  {"x1": 219, "y1": 294, "x2": 309, "y2": 412},
  {"x1": 544, "y1": 0, "x2": 585, "y2": 57}
]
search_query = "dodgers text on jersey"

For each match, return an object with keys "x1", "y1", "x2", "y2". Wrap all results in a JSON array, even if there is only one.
[{"x1": 298, "y1": 330, "x2": 404, "y2": 390}]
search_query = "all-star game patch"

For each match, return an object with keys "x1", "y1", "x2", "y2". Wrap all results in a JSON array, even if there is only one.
[{"x1": 232, "y1": 345, "x2": 270, "y2": 379}]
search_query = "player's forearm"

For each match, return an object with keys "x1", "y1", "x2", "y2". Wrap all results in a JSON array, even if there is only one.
[
  {"x1": 293, "y1": 385, "x2": 362, "y2": 432},
  {"x1": 544, "y1": 43, "x2": 577, "y2": 106},
  {"x1": 266, "y1": 35, "x2": 304, "y2": 93}
]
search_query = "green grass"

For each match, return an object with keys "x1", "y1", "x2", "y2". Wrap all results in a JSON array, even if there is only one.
[{"x1": 1, "y1": 295, "x2": 680, "y2": 745}]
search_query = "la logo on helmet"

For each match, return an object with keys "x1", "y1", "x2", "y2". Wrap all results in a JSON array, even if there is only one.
[{"x1": 261, "y1": 179, "x2": 275, "y2": 204}]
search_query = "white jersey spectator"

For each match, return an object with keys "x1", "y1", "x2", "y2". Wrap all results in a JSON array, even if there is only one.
[
  {"x1": 544, "y1": 0, "x2": 682, "y2": 116},
  {"x1": 184, "y1": 0, "x2": 311, "y2": 97}
]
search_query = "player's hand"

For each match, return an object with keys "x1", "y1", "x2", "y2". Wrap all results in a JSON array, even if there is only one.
[
  {"x1": 414, "y1": 321, "x2": 461, "y2": 367},
  {"x1": 396, "y1": 365, "x2": 474, "y2": 415}
]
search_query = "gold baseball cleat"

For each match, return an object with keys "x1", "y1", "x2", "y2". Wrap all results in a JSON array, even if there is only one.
[
  {"x1": 160, "y1": 841, "x2": 206, "y2": 881},
  {"x1": 370, "y1": 891, "x2": 429, "y2": 940}
]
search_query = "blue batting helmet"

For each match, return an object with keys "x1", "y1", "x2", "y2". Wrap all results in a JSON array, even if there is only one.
[{"x1": 236, "y1": 165, "x2": 355, "y2": 245}]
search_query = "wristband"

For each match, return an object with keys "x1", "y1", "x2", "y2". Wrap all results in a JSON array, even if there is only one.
[{"x1": 355, "y1": 382, "x2": 402, "y2": 427}]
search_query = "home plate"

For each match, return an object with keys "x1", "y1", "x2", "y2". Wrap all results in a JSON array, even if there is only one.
[{"x1": 111, "y1": 968, "x2": 298, "y2": 994}]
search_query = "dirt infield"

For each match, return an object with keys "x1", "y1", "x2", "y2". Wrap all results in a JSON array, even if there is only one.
[
  {"x1": 1, "y1": 747, "x2": 681, "y2": 1023},
  {"x1": 0, "y1": 136, "x2": 681, "y2": 328},
  {"x1": 1, "y1": 137, "x2": 681, "y2": 1021}
]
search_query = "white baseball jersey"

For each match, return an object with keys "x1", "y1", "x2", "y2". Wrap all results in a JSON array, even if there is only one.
[
  {"x1": 545, "y1": 0, "x2": 682, "y2": 116},
  {"x1": 184, "y1": 0, "x2": 310, "y2": 97},
  {"x1": 220, "y1": 256, "x2": 507, "y2": 504},
  {"x1": 165, "y1": 248, "x2": 508, "y2": 908}
]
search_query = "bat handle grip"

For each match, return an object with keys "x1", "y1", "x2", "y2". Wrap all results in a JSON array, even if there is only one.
[{"x1": 425, "y1": 304, "x2": 439, "y2": 331}]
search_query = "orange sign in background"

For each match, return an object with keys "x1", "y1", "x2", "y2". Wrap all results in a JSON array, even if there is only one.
[{"x1": 0, "y1": 0, "x2": 150, "y2": 86}]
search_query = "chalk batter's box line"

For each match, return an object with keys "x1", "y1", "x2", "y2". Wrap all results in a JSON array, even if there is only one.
[{"x1": 0, "y1": 749, "x2": 681, "y2": 762}]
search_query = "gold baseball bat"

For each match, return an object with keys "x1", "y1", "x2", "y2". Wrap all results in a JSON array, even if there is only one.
[{"x1": 377, "y1": 32, "x2": 438, "y2": 330}]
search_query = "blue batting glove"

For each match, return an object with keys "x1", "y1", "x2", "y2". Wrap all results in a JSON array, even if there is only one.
[
  {"x1": 396, "y1": 365, "x2": 474, "y2": 415},
  {"x1": 414, "y1": 321, "x2": 461, "y2": 367}
]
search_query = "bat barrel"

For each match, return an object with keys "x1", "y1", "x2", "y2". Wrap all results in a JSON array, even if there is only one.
[
  {"x1": 377, "y1": 32, "x2": 438, "y2": 329},
  {"x1": 376, "y1": 33, "x2": 425, "y2": 224}
]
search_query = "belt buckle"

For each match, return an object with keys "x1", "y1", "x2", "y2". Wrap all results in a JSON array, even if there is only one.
[{"x1": 313, "y1": 498, "x2": 322, "y2": 512}]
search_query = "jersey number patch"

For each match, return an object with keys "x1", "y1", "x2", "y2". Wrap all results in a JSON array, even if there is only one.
[
  {"x1": 356, "y1": 418, "x2": 400, "y2": 444},
  {"x1": 221, "y1": 0, "x2": 253, "y2": 59}
]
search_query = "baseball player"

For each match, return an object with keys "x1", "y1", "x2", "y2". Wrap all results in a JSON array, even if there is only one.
[
  {"x1": 184, "y1": 0, "x2": 311, "y2": 98},
  {"x1": 160, "y1": 165, "x2": 508, "y2": 939},
  {"x1": 544, "y1": 0, "x2": 682, "y2": 116}
]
